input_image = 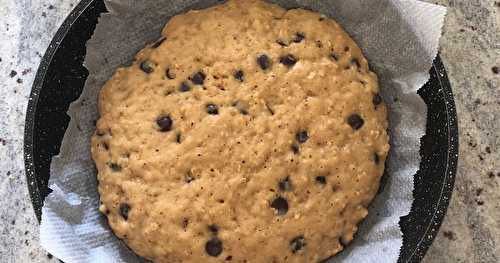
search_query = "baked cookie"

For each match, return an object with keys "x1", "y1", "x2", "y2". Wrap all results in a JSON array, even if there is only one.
[{"x1": 91, "y1": 0, "x2": 389, "y2": 262}]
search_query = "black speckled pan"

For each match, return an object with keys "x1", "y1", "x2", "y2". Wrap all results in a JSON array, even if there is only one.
[{"x1": 23, "y1": 0, "x2": 458, "y2": 262}]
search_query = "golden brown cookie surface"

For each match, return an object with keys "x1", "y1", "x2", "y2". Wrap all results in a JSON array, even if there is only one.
[{"x1": 91, "y1": 1, "x2": 389, "y2": 262}]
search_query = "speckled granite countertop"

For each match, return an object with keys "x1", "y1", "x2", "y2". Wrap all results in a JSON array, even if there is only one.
[{"x1": 0, "y1": 0, "x2": 498, "y2": 262}]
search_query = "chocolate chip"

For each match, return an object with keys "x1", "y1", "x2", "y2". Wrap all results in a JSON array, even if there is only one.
[
  {"x1": 233, "y1": 101, "x2": 248, "y2": 115},
  {"x1": 373, "y1": 153, "x2": 380, "y2": 165},
  {"x1": 234, "y1": 70, "x2": 244, "y2": 82},
  {"x1": 109, "y1": 163, "x2": 122, "y2": 172},
  {"x1": 330, "y1": 52, "x2": 338, "y2": 61},
  {"x1": 257, "y1": 54, "x2": 271, "y2": 70},
  {"x1": 185, "y1": 172, "x2": 195, "y2": 183},
  {"x1": 347, "y1": 114, "x2": 364, "y2": 130},
  {"x1": 290, "y1": 236, "x2": 306, "y2": 253},
  {"x1": 293, "y1": 32, "x2": 305, "y2": 43},
  {"x1": 278, "y1": 177, "x2": 292, "y2": 192},
  {"x1": 182, "y1": 218, "x2": 189, "y2": 229},
  {"x1": 152, "y1": 37, "x2": 166, "y2": 48},
  {"x1": 190, "y1": 71, "x2": 206, "y2": 85},
  {"x1": 156, "y1": 115, "x2": 173, "y2": 132},
  {"x1": 315, "y1": 176, "x2": 326, "y2": 185},
  {"x1": 179, "y1": 81, "x2": 191, "y2": 92},
  {"x1": 239, "y1": 108, "x2": 248, "y2": 115},
  {"x1": 176, "y1": 133, "x2": 182, "y2": 143},
  {"x1": 280, "y1": 54, "x2": 298, "y2": 67},
  {"x1": 373, "y1": 93, "x2": 382, "y2": 106},
  {"x1": 206, "y1": 104, "x2": 219, "y2": 115},
  {"x1": 119, "y1": 203, "x2": 130, "y2": 220},
  {"x1": 225, "y1": 255, "x2": 233, "y2": 261},
  {"x1": 205, "y1": 237, "x2": 223, "y2": 257},
  {"x1": 276, "y1": 39, "x2": 288, "y2": 47},
  {"x1": 140, "y1": 60, "x2": 155, "y2": 73},
  {"x1": 291, "y1": 143, "x2": 300, "y2": 154},
  {"x1": 270, "y1": 196, "x2": 289, "y2": 215},
  {"x1": 166, "y1": 68, "x2": 176, "y2": 79},
  {"x1": 208, "y1": 224, "x2": 219, "y2": 234},
  {"x1": 265, "y1": 102, "x2": 275, "y2": 115},
  {"x1": 296, "y1": 130, "x2": 309, "y2": 143},
  {"x1": 351, "y1": 59, "x2": 361, "y2": 68}
]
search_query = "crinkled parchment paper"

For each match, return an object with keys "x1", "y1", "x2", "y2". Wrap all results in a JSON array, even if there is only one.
[{"x1": 39, "y1": 0, "x2": 446, "y2": 262}]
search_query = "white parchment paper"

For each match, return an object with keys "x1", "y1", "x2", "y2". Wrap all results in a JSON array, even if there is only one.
[{"x1": 39, "y1": 0, "x2": 446, "y2": 262}]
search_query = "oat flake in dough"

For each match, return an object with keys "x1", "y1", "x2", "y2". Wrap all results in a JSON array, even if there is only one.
[{"x1": 91, "y1": 0, "x2": 390, "y2": 262}]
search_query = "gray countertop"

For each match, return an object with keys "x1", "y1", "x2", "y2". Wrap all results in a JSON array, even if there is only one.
[{"x1": 0, "y1": 0, "x2": 498, "y2": 262}]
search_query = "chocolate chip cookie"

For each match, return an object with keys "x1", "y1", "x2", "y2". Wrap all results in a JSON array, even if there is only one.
[{"x1": 91, "y1": 0, "x2": 389, "y2": 262}]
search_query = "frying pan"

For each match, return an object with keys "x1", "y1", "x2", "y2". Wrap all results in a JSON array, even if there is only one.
[{"x1": 24, "y1": 0, "x2": 459, "y2": 262}]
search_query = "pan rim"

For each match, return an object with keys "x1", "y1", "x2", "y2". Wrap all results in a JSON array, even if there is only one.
[
  {"x1": 23, "y1": 0, "x2": 95, "y2": 222},
  {"x1": 401, "y1": 59, "x2": 458, "y2": 263}
]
